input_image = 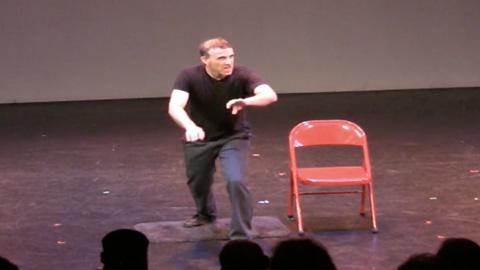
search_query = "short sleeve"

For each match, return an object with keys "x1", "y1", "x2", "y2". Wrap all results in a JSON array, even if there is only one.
[
  {"x1": 172, "y1": 69, "x2": 191, "y2": 93},
  {"x1": 239, "y1": 67, "x2": 264, "y2": 96}
]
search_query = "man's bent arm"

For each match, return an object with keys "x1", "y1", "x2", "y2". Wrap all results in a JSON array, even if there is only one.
[
  {"x1": 168, "y1": 89, "x2": 205, "y2": 141},
  {"x1": 225, "y1": 84, "x2": 277, "y2": 115},
  {"x1": 244, "y1": 84, "x2": 278, "y2": 106},
  {"x1": 168, "y1": 89, "x2": 196, "y2": 129}
]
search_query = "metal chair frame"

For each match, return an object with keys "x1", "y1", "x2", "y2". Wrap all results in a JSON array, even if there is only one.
[{"x1": 288, "y1": 120, "x2": 378, "y2": 234}]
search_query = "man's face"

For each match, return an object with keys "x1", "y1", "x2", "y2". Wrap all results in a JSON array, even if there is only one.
[{"x1": 202, "y1": 47, "x2": 235, "y2": 80}]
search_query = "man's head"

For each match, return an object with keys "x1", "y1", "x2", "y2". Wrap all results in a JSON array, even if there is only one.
[
  {"x1": 199, "y1": 37, "x2": 235, "y2": 80},
  {"x1": 219, "y1": 239, "x2": 269, "y2": 270},
  {"x1": 101, "y1": 229, "x2": 149, "y2": 270}
]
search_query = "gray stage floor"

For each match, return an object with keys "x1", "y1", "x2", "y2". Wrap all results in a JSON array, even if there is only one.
[{"x1": 1, "y1": 88, "x2": 479, "y2": 270}]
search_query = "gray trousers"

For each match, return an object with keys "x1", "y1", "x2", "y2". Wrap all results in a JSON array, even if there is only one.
[{"x1": 183, "y1": 133, "x2": 253, "y2": 239}]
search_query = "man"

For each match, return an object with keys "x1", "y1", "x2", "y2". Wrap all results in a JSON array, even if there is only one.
[{"x1": 168, "y1": 37, "x2": 277, "y2": 239}]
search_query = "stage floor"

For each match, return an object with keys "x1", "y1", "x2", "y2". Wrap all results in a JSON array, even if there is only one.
[{"x1": 1, "y1": 88, "x2": 479, "y2": 270}]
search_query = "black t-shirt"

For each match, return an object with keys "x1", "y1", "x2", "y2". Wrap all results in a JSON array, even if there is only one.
[{"x1": 173, "y1": 64, "x2": 264, "y2": 141}]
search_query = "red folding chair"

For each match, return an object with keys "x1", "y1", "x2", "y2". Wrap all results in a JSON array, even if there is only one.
[{"x1": 288, "y1": 120, "x2": 378, "y2": 234}]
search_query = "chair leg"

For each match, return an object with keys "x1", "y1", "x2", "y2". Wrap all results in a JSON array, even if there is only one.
[
  {"x1": 360, "y1": 185, "x2": 366, "y2": 216},
  {"x1": 287, "y1": 172, "x2": 294, "y2": 219},
  {"x1": 290, "y1": 174, "x2": 305, "y2": 234},
  {"x1": 295, "y1": 192, "x2": 304, "y2": 234},
  {"x1": 287, "y1": 191, "x2": 295, "y2": 222},
  {"x1": 368, "y1": 183, "x2": 378, "y2": 233}
]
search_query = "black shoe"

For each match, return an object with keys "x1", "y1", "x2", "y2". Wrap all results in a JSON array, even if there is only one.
[{"x1": 183, "y1": 215, "x2": 215, "y2": 228}]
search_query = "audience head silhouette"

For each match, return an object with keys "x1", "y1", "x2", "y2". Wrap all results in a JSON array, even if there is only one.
[
  {"x1": 0, "y1": 256, "x2": 18, "y2": 270},
  {"x1": 397, "y1": 252, "x2": 436, "y2": 270},
  {"x1": 219, "y1": 239, "x2": 269, "y2": 270},
  {"x1": 270, "y1": 237, "x2": 336, "y2": 270},
  {"x1": 435, "y1": 237, "x2": 480, "y2": 269},
  {"x1": 101, "y1": 228, "x2": 149, "y2": 270}
]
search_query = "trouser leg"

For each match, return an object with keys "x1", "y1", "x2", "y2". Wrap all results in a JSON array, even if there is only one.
[
  {"x1": 183, "y1": 141, "x2": 217, "y2": 219},
  {"x1": 218, "y1": 138, "x2": 253, "y2": 239}
]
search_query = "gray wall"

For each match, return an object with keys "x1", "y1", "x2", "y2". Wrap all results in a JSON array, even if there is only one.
[{"x1": 1, "y1": 0, "x2": 479, "y2": 103}]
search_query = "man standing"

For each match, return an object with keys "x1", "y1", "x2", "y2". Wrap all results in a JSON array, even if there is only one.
[{"x1": 168, "y1": 37, "x2": 277, "y2": 239}]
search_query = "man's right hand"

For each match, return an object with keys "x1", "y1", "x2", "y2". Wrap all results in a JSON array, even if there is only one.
[{"x1": 185, "y1": 125, "x2": 205, "y2": 142}]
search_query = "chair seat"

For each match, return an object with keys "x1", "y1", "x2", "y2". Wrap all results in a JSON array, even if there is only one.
[{"x1": 296, "y1": 166, "x2": 370, "y2": 186}]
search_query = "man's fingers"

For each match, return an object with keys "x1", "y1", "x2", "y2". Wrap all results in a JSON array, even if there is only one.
[
  {"x1": 185, "y1": 127, "x2": 205, "y2": 142},
  {"x1": 227, "y1": 99, "x2": 246, "y2": 115},
  {"x1": 232, "y1": 106, "x2": 240, "y2": 115},
  {"x1": 198, "y1": 129, "x2": 205, "y2": 140},
  {"x1": 226, "y1": 98, "x2": 244, "y2": 109},
  {"x1": 185, "y1": 133, "x2": 195, "y2": 142},
  {"x1": 226, "y1": 99, "x2": 237, "y2": 109}
]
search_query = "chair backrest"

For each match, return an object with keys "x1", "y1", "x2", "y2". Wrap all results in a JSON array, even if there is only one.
[
  {"x1": 289, "y1": 120, "x2": 371, "y2": 170},
  {"x1": 289, "y1": 120, "x2": 366, "y2": 147}
]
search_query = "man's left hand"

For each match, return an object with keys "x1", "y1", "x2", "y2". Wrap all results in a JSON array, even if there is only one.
[{"x1": 226, "y1": 98, "x2": 247, "y2": 115}]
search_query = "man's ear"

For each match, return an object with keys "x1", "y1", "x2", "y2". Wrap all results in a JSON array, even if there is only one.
[{"x1": 200, "y1": 55, "x2": 208, "y2": 64}]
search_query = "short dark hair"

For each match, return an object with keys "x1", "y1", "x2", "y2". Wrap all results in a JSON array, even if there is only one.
[
  {"x1": 101, "y1": 228, "x2": 149, "y2": 270},
  {"x1": 397, "y1": 252, "x2": 436, "y2": 270},
  {"x1": 199, "y1": 37, "x2": 233, "y2": 57},
  {"x1": 270, "y1": 238, "x2": 337, "y2": 270},
  {"x1": 219, "y1": 239, "x2": 269, "y2": 270},
  {"x1": 435, "y1": 237, "x2": 480, "y2": 269}
]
